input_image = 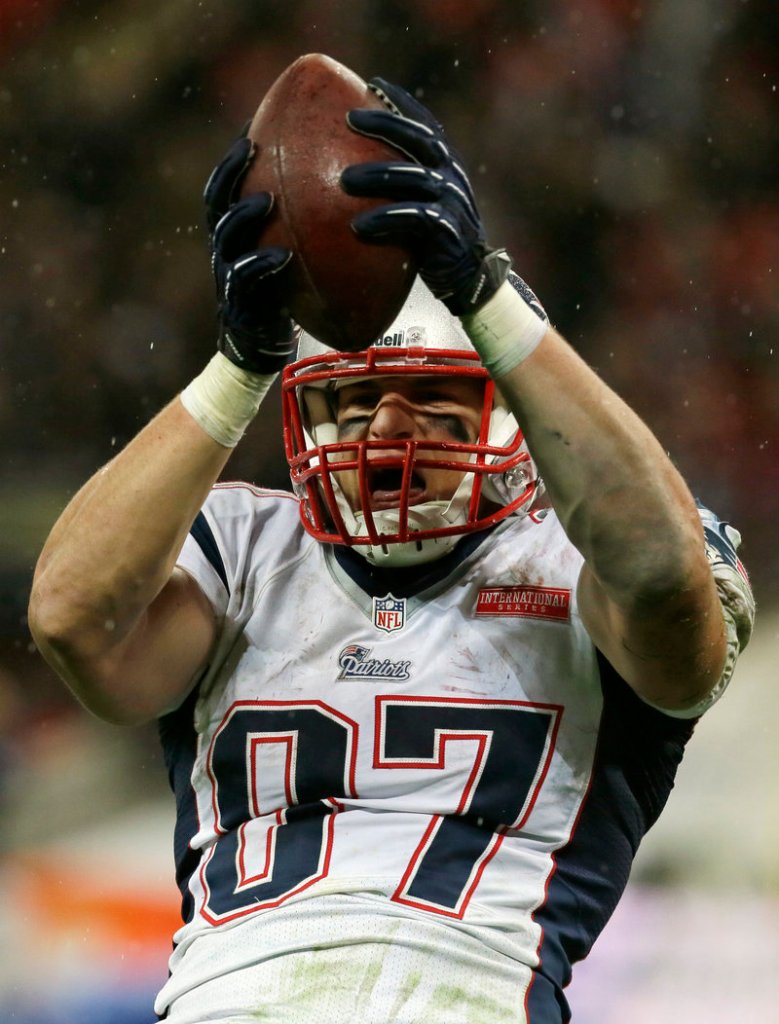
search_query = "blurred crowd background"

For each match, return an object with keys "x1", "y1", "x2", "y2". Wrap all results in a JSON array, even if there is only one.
[{"x1": 0, "y1": 1, "x2": 777, "y2": 1021}]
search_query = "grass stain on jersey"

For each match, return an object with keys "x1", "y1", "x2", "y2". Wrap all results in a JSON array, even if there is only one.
[
  {"x1": 428, "y1": 981, "x2": 511, "y2": 1022},
  {"x1": 289, "y1": 949, "x2": 338, "y2": 999},
  {"x1": 387, "y1": 968, "x2": 423, "y2": 1020},
  {"x1": 280, "y1": 946, "x2": 384, "y2": 1013},
  {"x1": 352, "y1": 956, "x2": 384, "y2": 1006}
]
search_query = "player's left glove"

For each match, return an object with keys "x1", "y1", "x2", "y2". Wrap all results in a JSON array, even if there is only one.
[{"x1": 341, "y1": 77, "x2": 511, "y2": 316}]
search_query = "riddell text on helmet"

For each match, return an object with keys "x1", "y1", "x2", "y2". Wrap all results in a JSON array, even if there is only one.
[{"x1": 373, "y1": 325, "x2": 427, "y2": 347}]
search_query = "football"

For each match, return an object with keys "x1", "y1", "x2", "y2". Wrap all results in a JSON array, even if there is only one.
[{"x1": 242, "y1": 53, "x2": 417, "y2": 352}]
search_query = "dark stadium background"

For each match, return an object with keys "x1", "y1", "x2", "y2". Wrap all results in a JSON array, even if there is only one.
[{"x1": 1, "y1": 2, "x2": 776, "y2": 1021}]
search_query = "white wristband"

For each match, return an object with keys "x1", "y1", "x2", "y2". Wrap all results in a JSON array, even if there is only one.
[
  {"x1": 180, "y1": 352, "x2": 277, "y2": 448},
  {"x1": 461, "y1": 280, "x2": 548, "y2": 378}
]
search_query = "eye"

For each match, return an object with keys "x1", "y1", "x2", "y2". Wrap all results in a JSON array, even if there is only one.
[
  {"x1": 337, "y1": 385, "x2": 379, "y2": 411},
  {"x1": 336, "y1": 388, "x2": 380, "y2": 435},
  {"x1": 426, "y1": 413, "x2": 474, "y2": 443}
]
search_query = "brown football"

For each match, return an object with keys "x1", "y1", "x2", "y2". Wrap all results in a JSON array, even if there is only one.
[{"x1": 242, "y1": 53, "x2": 417, "y2": 352}]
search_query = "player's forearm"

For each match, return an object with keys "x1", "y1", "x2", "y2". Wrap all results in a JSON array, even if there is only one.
[
  {"x1": 29, "y1": 398, "x2": 231, "y2": 660},
  {"x1": 496, "y1": 327, "x2": 705, "y2": 607}
]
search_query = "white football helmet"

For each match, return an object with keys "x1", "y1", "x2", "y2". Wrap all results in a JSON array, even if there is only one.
[{"x1": 281, "y1": 276, "x2": 540, "y2": 566}]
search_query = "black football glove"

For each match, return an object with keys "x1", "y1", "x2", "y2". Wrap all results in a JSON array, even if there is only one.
[
  {"x1": 341, "y1": 77, "x2": 512, "y2": 316},
  {"x1": 204, "y1": 135, "x2": 295, "y2": 373}
]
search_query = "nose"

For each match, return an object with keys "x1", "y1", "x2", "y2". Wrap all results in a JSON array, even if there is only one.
[{"x1": 367, "y1": 393, "x2": 417, "y2": 441}]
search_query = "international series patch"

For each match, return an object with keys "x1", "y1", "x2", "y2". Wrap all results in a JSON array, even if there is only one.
[
  {"x1": 475, "y1": 586, "x2": 571, "y2": 622},
  {"x1": 372, "y1": 593, "x2": 406, "y2": 633}
]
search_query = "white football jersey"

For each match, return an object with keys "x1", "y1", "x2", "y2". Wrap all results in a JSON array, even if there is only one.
[{"x1": 154, "y1": 484, "x2": 741, "y2": 1024}]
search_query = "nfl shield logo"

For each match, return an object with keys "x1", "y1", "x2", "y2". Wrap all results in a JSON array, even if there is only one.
[{"x1": 372, "y1": 594, "x2": 406, "y2": 633}]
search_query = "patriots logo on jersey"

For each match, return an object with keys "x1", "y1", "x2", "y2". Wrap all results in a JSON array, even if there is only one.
[
  {"x1": 372, "y1": 594, "x2": 407, "y2": 633},
  {"x1": 337, "y1": 644, "x2": 412, "y2": 680}
]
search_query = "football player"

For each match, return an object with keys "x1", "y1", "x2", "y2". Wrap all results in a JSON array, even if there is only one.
[{"x1": 28, "y1": 79, "x2": 754, "y2": 1024}]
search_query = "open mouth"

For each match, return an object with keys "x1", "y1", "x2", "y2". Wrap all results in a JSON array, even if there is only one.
[{"x1": 367, "y1": 467, "x2": 427, "y2": 509}]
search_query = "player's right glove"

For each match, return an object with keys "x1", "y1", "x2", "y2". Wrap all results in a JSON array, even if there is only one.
[{"x1": 204, "y1": 135, "x2": 295, "y2": 374}]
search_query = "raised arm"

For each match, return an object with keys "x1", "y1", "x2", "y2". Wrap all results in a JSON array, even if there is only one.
[
  {"x1": 490, "y1": 319, "x2": 725, "y2": 711},
  {"x1": 29, "y1": 402, "x2": 231, "y2": 724},
  {"x1": 343, "y1": 77, "x2": 742, "y2": 712},
  {"x1": 29, "y1": 136, "x2": 294, "y2": 724}
]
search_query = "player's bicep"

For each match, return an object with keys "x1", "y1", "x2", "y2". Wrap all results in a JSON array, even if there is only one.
[
  {"x1": 79, "y1": 568, "x2": 217, "y2": 725},
  {"x1": 577, "y1": 562, "x2": 728, "y2": 713}
]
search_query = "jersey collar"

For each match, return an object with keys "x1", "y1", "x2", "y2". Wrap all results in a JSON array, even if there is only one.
[{"x1": 329, "y1": 526, "x2": 497, "y2": 600}]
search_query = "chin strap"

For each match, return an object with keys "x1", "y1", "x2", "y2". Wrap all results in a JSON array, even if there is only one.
[{"x1": 351, "y1": 502, "x2": 462, "y2": 567}]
